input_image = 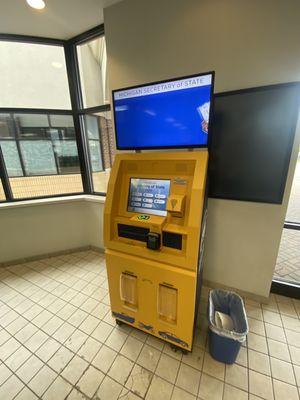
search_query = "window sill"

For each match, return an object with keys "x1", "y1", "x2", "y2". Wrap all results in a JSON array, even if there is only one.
[{"x1": 0, "y1": 194, "x2": 106, "y2": 210}]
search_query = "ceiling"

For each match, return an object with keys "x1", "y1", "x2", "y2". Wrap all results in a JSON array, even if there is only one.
[{"x1": 0, "y1": 0, "x2": 122, "y2": 40}]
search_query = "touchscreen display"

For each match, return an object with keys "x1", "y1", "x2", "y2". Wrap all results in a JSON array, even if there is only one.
[{"x1": 127, "y1": 178, "x2": 170, "y2": 216}]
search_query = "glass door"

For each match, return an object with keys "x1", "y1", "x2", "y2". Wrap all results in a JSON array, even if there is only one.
[{"x1": 274, "y1": 150, "x2": 300, "y2": 288}]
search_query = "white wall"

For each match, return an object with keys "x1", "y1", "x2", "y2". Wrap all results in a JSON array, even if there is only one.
[
  {"x1": 104, "y1": 0, "x2": 300, "y2": 298},
  {"x1": 0, "y1": 198, "x2": 105, "y2": 264}
]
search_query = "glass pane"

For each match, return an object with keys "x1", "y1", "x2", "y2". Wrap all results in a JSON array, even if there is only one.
[
  {"x1": 0, "y1": 41, "x2": 71, "y2": 109},
  {"x1": 77, "y1": 36, "x2": 108, "y2": 108},
  {"x1": 0, "y1": 141, "x2": 23, "y2": 177},
  {"x1": 286, "y1": 151, "x2": 300, "y2": 223},
  {"x1": 274, "y1": 228, "x2": 300, "y2": 285},
  {"x1": 85, "y1": 115, "x2": 99, "y2": 139},
  {"x1": 88, "y1": 140, "x2": 103, "y2": 172},
  {"x1": 14, "y1": 114, "x2": 49, "y2": 139},
  {"x1": 83, "y1": 111, "x2": 115, "y2": 193},
  {"x1": 0, "y1": 114, "x2": 14, "y2": 138},
  {"x1": 50, "y1": 115, "x2": 74, "y2": 127},
  {"x1": 20, "y1": 141, "x2": 57, "y2": 175},
  {"x1": 53, "y1": 140, "x2": 81, "y2": 174}
]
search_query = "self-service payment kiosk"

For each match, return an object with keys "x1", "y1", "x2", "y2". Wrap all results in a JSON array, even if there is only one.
[
  {"x1": 104, "y1": 151, "x2": 208, "y2": 351},
  {"x1": 104, "y1": 71, "x2": 214, "y2": 352}
]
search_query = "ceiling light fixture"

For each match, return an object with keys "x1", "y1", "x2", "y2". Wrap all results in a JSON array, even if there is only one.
[{"x1": 26, "y1": 0, "x2": 46, "y2": 10}]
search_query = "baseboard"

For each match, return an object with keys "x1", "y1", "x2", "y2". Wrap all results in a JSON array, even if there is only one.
[{"x1": 0, "y1": 245, "x2": 104, "y2": 267}]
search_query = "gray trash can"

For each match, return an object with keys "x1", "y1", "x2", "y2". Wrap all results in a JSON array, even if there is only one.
[{"x1": 208, "y1": 289, "x2": 248, "y2": 364}]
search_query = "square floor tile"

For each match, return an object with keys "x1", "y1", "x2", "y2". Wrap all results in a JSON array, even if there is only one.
[
  {"x1": 146, "y1": 375, "x2": 173, "y2": 400},
  {"x1": 79, "y1": 315, "x2": 99, "y2": 335},
  {"x1": 43, "y1": 375, "x2": 72, "y2": 400},
  {"x1": 16, "y1": 354, "x2": 44, "y2": 383},
  {"x1": 121, "y1": 336, "x2": 144, "y2": 361},
  {"x1": 156, "y1": 353, "x2": 180, "y2": 384},
  {"x1": 285, "y1": 329, "x2": 300, "y2": 348},
  {"x1": 248, "y1": 332, "x2": 268, "y2": 353},
  {"x1": 223, "y1": 384, "x2": 248, "y2": 400},
  {"x1": 198, "y1": 373, "x2": 223, "y2": 400},
  {"x1": 47, "y1": 346, "x2": 74, "y2": 373},
  {"x1": 137, "y1": 344, "x2": 161, "y2": 372},
  {"x1": 0, "y1": 363, "x2": 12, "y2": 385},
  {"x1": 25, "y1": 329, "x2": 49, "y2": 352},
  {"x1": 125, "y1": 364, "x2": 153, "y2": 398},
  {"x1": 171, "y1": 387, "x2": 196, "y2": 400},
  {"x1": 77, "y1": 337, "x2": 102, "y2": 363},
  {"x1": 14, "y1": 386, "x2": 38, "y2": 400},
  {"x1": 108, "y1": 354, "x2": 134, "y2": 385},
  {"x1": 28, "y1": 365, "x2": 57, "y2": 396},
  {"x1": 91, "y1": 321, "x2": 114, "y2": 343},
  {"x1": 118, "y1": 388, "x2": 141, "y2": 400},
  {"x1": 182, "y1": 345, "x2": 204, "y2": 371},
  {"x1": 176, "y1": 363, "x2": 200, "y2": 396},
  {"x1": 289, "y1": 345, "x2": 300, "y2": 366},
  {"x1": 61, "y1": 354, "x2": 88, "y2": 385},
  {"x1": 95, "y1": 375, "x2": 123, "y2": 400},
  {"x1": 273, "y1": 379, "x2": 298, "y2": 400},
  {"x1": 265, "y1": 323, "x2": 286, "y2": 343},
  {"x1": 5, "y1": 345, "x2": 31, "y2": 371},
  {"x1": 225, "y1": 363, "x2": 248, "y2": 391},
  {"x1": 65, "y1": 329, "x2": 88, "y2": 353},
  {"x1": 270, "y1": 357, "x2": 295, "y2": 385},
  {"x1": 263, "y1": 310, "x2": 282, "y2": 326},
  {"x1": 267, "y1": 339, "x2": 291, "y2": 362},
  {"x1": 202, "y1": 351, "x2": 225, "y2": 380},
  {"x1": 249, "y1": 370, "x2": 273, "y2": 400},
  {"x1": 76, "y1": 365, "x2": 104, "y2": 398},
  {"x1": 105, "y1": 327, "x2": 128, "y2": 351},
  {"x1": 0, "y1": 337, "x2": 21, "y2": 360},
  {"x1": 248, "y1": 349, "x2": 271, "y2": 375},
  {"x1": 0, "y1": 374, "x2": 24, "y2": 400}
]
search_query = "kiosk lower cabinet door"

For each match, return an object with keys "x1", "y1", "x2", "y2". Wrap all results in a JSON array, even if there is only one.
[
  {"x1": 158, "y1": 284, "x2": 177, "y2": 324},
  {"x1": 120, "y1": 273, "x2": 138, "y2": 310}
]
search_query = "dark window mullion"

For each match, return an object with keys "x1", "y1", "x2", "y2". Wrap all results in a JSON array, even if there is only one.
[{"x1": 64, "y1": 41, "x2": 93, "y2": 194}]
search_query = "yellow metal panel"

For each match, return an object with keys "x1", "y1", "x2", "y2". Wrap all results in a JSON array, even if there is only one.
[{"x1": 104, "y1": 151, "x2": 208, "y2": 350}]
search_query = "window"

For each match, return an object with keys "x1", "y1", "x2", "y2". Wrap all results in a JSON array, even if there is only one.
[
  {"x1": 0, "y1": 41, "x2": 71, "y2": 109},
  {"x1": 0, "y1": 27, "x2": 114, "y2": 201},
  {"x1": 0, "y1": 113, "x2": 83, "y2": 199},
  {"x1": 77, "y1": 36, "x2": 108, "y2": 108},
  {"x1": 83, "y1": 111, "x2": 115, "y2": 193}
]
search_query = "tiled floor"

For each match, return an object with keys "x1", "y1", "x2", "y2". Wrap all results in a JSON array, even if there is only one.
[{"x1": 0, "y1": 250, "x2": 299, "y2": 400}]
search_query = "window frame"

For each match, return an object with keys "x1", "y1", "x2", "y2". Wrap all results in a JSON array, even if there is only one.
[{"x1": 0, "y1": 25, "x2": 110, "y2": 203}]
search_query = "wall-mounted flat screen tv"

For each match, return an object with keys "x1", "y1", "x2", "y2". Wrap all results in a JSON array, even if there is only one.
[{"x1": 112, "y1": 72, "x2": 214, "y2": 150}]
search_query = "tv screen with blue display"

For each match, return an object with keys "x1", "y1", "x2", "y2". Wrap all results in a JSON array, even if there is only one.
[{"x1": 112, "y1": 72, "x2": 214, "y2": 149}]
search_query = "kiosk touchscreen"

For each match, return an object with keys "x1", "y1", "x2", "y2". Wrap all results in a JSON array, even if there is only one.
[
  {"x1": 104, "y1": 72, "x2": 214, "y2": 352},
  {"x1": 127, "y1": 178, "x2": 170, "y2": 216}
]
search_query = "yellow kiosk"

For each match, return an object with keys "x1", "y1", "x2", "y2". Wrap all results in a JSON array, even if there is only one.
[{"x1": 104, "y1": 72, "x2": 214, "y2": 352}]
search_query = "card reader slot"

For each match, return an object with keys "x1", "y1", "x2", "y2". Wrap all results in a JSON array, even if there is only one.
[{"x1": 118, "y1": 224, "x2": 150, "y2": 242}]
